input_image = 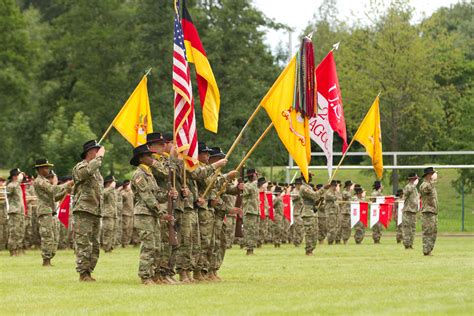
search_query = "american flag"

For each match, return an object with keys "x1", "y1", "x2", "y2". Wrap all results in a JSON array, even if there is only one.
[{"x1": 173, "y1": 0, "x2": 197, "y2": 169}]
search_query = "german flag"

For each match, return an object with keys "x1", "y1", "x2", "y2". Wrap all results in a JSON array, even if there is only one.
[{"x1": 182, "y1": 0, "x2": 220, "y2": 133}]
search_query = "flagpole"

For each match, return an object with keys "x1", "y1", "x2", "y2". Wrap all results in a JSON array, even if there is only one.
[
  {"x1": 328, "y1": 91, "x2": 382, "y2": 182},
  {"x1": 235, "y1": 122, "x2": 273, "y2": 171}
]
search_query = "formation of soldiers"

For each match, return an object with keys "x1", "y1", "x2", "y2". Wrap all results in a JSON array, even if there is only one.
[{"x1": 0, "y1": 134, "x2": 440, "y2": 284}]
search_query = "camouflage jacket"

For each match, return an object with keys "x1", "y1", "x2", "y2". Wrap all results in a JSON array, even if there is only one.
[
  {"x1": 341, "y1": 189, "x2": 353, "y2": 214},
  {"x1": 273, "y1": 195, "x2": 284, "y2": 221},
  {"x1": 121, "y1": 189, "x2": 134, "y2": 217},
  {"x1": 324, "y1": 189, "x2": 339, "y2": 215},
  {"x1": 292, "y1": 188, "x2": 303, "y2": 217},
  {"x1": 33, "y1": 175, "x2": 68, "y2": 216},
  {"x1": 131, "y1": 164, "x2": 168, "y2": 217},
  {"x1": 72, "y1": 157, "x2": 104, "y2": 216},
  {"x1": 402, "y1": 182, "x2": 420, "y2": 213},
  {"x1": 6, "y1": 181, "x2": 24, "y2": 215},
  {"x1": 299, "y1": 183, "x2": 322, "y2": 217},
  {"x1": 243, "y1": 180, "x2": 259, "y2": 216},
  {"x1": 221, "y1": 193, "x2": 237, "y2": 216},
  {"x1": 190, "y1": 162, "x2": 216, "y2": 211},
  {"x1": 102, "y1": 187, "x2": 117, "y2": 218},
  {"x1": 420, "y1": 180, "x2": 438, "y2": 214},
  {"x1": 115, "y1": 189, "x2": 123, "y2": 219}
]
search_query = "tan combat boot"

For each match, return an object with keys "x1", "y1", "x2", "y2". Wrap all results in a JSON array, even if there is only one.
[
  {"x1": 213, "y1": 270, "x2": 222, "y2": 281},
  {"x1": 246, "y1": 249, "x2": 254, "y2": 256},
  {"x1": 152, "y1": 274, "x2": 164, "y2": 284},
  {"x1": 42, "y1": 259, "x2": 52, "y2": 267},
  {"x1": 179, "y1": 271, "x2": 191, "y2": 284},
  {"x1": 88, "y1": 273, "x2": 96, "y2": 281},
  {"x1": 141, "y1": 278, "x2": 155, "y2": 286},
  {"x1": 306, "y1": 250, "x2": 313, "y2": 256},
  {"x1": 79, "y1": 273, "x2": 93, "y2": 282},
  {"x1": 193, "y1": 270, "x2": 205, "y2": 282},
  {"x1": 186, "y1": 270, "x2": 195, "y2": 283}
]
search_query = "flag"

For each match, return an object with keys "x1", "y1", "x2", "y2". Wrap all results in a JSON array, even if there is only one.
[
  {"x1": 351, "y1": 201, "x2": 369, "y2": 228},
  {"x1": 260, "y1": 55, "x2": 312, "y2": 181},
  {"x1": 397, "y1": 201, "x2": 404, "y2": 226},
  {"x1": 353, "y1": 96, "x2": 383, "y2": 179},
  {"x1": 282, "y1": 194, "x2": 294, "y2": 225},
  {"x1": 173, "y1": 0, "x2": 198, "y2": 169},
  {"x1": 259, "y1": 192, "x2": 266, "y2": 219},
  {"x1": 182, "y1": 0, "x2": 220, "y2": 133},
  {"x1": 112, "y1": 75, "x2": 153, "y2": 147},
  {"x1": 58, "y1": 194, "x2": 71, "y2": 228},
  {"x1": 370, "y1": 203, "x2": 381, "y2": 228},
  {"x1": 20, "y1": 183, "x2": 28, "y2": 215},
  {"x1": 265, "y1": 192, "x2": 274, "y2": 221},
  {"x1": 379, "y1": 203, "x2": 392, "y2": 229}
]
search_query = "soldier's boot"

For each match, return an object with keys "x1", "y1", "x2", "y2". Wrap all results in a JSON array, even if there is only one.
[
  {"x1": 343, "y1": 240, "x2": 348, "y2": 245},
  {"x1": 246, "y1": 249, "x2": 254, "y2": 256},
  {"x1": 163, "y1": 275, "x2": 180, "y2": 285},
  {"x1": 152, "y1": 274, "x2": 164, "y2": 284},
  {"x1": 42, "y1": 258, "x2": 52, "y2": 267},
  {"x1": 374, "y1": 240, "x2": 380, "y2": 244},
  {"x1": 185, "y1": 270, "x2": 195, "y2": 283},
  {"x1": 239, "y1": 244, "x2": 244, "y2": 249},
  {"x1": 319, "y1": 240, "x2": 324, "y2": 245},
  {"x1": 79, "y1": 273, "x2": 94, "y2": 282},
  {"x1": 305, "y1": 250, "x2": 313, "y2": 256},
  {"x1": 213, "y1": 270, "x2": 222, "y2": 281},
  {"x1": 335, "y1": 240, "x2": 341, "y2": 244},
  {"x1": 178, "y1": 270, "x2": 191, "y2": 283},
  {"x1": 424, "y1": 251, "x2": 432, "y2": 256},
  {"x1": 88, "y1": 273, "x2": 96, "y2": 281},
  {"x1": 141, "y1": 278, "x2": 155, "y2": 285},
  {"x1": 204, "y1": 270, "x2": 215, "y2": 281},
  {"x1": 193, "y1": 270, "x2": 206, "y2": 282},
  {"x1": 9, "y1": 250, "x2": 15, "y2": 256}
]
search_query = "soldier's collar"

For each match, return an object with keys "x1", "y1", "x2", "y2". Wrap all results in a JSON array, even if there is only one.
[{"x1": 138, "y1": 164, "x2": 152, "y2": 175}]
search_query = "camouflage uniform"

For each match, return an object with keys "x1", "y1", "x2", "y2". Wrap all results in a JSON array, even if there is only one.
[
  {"x1": 72, "y1": 156, "x2": 104, "y2": 276},
  {"x1": 243, "y1": 180, "x2": 259, "y2": 251},
  {"x1": 340, "y1": 189, "x2": 353, "y2": 243},
  {"x1": 299, "y1": 183, "x2": 321, "y2": 253},
  {"x1": 325, "y1": 189, "x2": 340, "y2": 245},
  {"x1": 291, "y1": 189, "x2": 304, "y2": 246},
  {"x1": 420, "y1": 180, "x2": 438, "y2": 255},
  {"x1": 317, "y1": 199, "x2": 327, "y2": 242},
  {"x1": 258, "y1": 190, "x2": 269, "y2": 247},
  {"x1": 27, "y1": 185, "x2": 41, "y2": 248},
  {"x1": 101, "y1": 186, "x2": 116, "y2": 252},
  {"x1": 121, "y1": 189, "x2": 134, "y2": 247},
  {"x1": 132, "y1": 164, "x2": 168, "y2": 281},
  {"x1": 114, "y1": 189, "x2": 123, "y2": 246},
  {"x1": 223, "y1": 194, "x2": 237, "y2": 248},
  {"x1": 22, "y1": 184, "x2": 34, "y2": 249},
  {"x1": 0, "y1": 190, "x2": 8, "y2": 250},
  {"x1": 34, "y1": 175, "x2": 68, "y2": 261},
  {"x1": 352, "y1": 195, "x2": 366, "y2": 244},
  {"x1": 272, "y1": 195, "x2": 284, "y2": 246},
  {"x1": 371, "y1": 190, "x2": 384, "y2": 243},
  {"x1": 402, "y1": 182, "x2": 419, "y2": 248},
  {"x1": 6, "y1": 180, "x2": 25, "y2": 254}
]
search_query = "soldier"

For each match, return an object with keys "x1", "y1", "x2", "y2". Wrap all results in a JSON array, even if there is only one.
[
  {"x1": 0, "y1": 177, "x2": 8, "y2": 251},
  {"x1": 420, "y1": 167, "x2": 438, "y2": 256},
  {"x1": 129, "y1": 144, "x2": 176, "y2": 285},
  {"x1": 223, "y1": 188, "x2": 237, "y2": 249},
  {"x1": 340, "y1": 180, "x2": 354, "y2": 245},
  {"x1": 47, "y1": 170, "x2": 69, "y2": 260},
  {"x1": 71, "y1": 140, "x2": 105, "y2": 282},
  {"x1": 291, "y1": 178, "x2": 304, "y2": 246},
  {"x1": 353, "y1": 186, "x2": 366, "y2": 244},
  {"x1": 101, "y1": 175, "x2": 117, "y2": 253},
  {"x1": 402, "y1": 173, "x2": 420, "y2": 249},
  {"x1": 394, "y1": 189, "x2": 404, "y2": 244},
  {"x1": 115, "y1": 183, "x2": 123, "y2": 247},
  {"x1": 315, "y1": 184, "x2": 326, "y2": 244},
  {"x1": 299, "y1": 173, "x2": 322, "y2": 255},
  {"x1": 243, "y1": 168, "x2": 259, "y2": 255},
  {"x1": 6, "y1": 168, "x2": 25, "y2": 256},
  {"x1": 257, "y1": 177, "x2": 268, "y2": 248},
  {"x1": 22, "y1": 176, "x2": 34, "y2": 249},
  {"x1": 121, "y1": 180, "x2": 134, "y2": 247},
  {"x1": 325, "y1": 180, "x2": 340, "y2": 245},
  {"x1": 371, "y1": 181, "x2": 384, "y2": 244},
  {"x1": 272, "y1": 186, "x2": 284, "y2": 247},
  {"x1": 334, "y1": 180, "x2": 342, "y2": 244}
]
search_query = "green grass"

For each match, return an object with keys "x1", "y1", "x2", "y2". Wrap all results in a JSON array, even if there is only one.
[
  {"x1": 260, "y1": 167, "x2": 473, "y2": 232},
  {"x1": 0, "y1": 237, "x2": 473, "y2": 315}
]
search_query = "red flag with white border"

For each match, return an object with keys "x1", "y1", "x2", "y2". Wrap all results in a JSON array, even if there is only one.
[
  {"x1": 58, "y1": 194, "x2": 71, "y2": 228},
  {"x1": 282, "y1": 194, "x2": 294, "y2": 225},
  {"x1": 351, "y1": 201, "x2": 369, "y2": 228},
  {"x1": 259, "y1": 191, "x2": 266, "y2": 219},
  {"x1": 265, "y1": 192, "x2": 274, "y2": 221}
]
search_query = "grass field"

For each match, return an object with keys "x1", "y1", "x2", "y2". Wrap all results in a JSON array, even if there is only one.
[{"x1": 1, "y1": 237, "x2": 473, "y2": 315}]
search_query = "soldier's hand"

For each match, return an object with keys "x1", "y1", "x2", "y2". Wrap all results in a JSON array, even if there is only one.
[
  {"x1": 66, "y1": 180, "x2": 74, "y2": 187},
  {"x1": 197, "y1": 197, "x2": 206, "y2": 206},
  {"x1": 229, "y1": 207, "x2": 242, "y2": 216},
  {"x1": 96, "y1": 146, "x2": 105, "y2": 158},
  {"x1": 52, "y1": 175, "x2": 59, "y2": 186},
  {"x1": 162, "y1": 213, "x2": 174, "y2": 222},
  {"x1": 210, "y1": 199, "x2": 219, "y2": 208},
  {"x1": 237, "y1": 182, "x2": 245, "y2": 191},
  {"x1": 181, "y1": 186, "x2": 190, "y2": 197},
  {"x1": 226, "y1": 170, "x2": 238, "y2": 180},
  {"x1": 170, "y1": 145, "x2": 178, "y2": 158},
  {"x1": 212, "y1": 158, "x2": 228, "y2": 169},
  {"x1": 169, "y1": 188, "x2": 178, "y2": 199}
]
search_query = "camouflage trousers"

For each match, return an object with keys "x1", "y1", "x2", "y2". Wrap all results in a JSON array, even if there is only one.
[
  {"x1": 303, "y1": 216, "x2": 317, "y2": 252},
  {"x1": 175, "y1": 209, "x2": 197, "y2": 272},
  {"x1": 159, "y1": 218, "x2": 172, "y2": 276},
  {"x1": 58, "y1": 221, "x2": 70, "y2": 250},
  {"x1": 282, "y1": 217, "x2": 290, "y2": 243},
  {"x1": 327, "y1": 213, "x2": 338, "y2": 245},
  {"x1": 244, "y1": 213, "x2": 259, "y2": 251},
  {"x1": 38, "y1": 214, "x2": 56, "y2": 260},
  {"x1": 422, "y1": 212, "x2": 437, "y2": 255},
  {"x1": 335, "y1": 212, "x2": 342, "y2": 243},
  {"x1": 0, "y1": 212, "x2": 8, "y2": 250},
  {"x1": 340, "y1": 213, "x2": 351, "y2": 242},
  {"x1": 23, "y1": 215, "x2": 33, "y2": 249},
  {"x1": 402, "y1": 212, "x2": 417, "y2": 248},
  {"x1": 134, "y1": 214, "x2": 160, "y2": 280},
  {"x1": 258, "y1": 217, "x2": 269, "y2": 246},
  {"x1": 131, "y1": 227, "x2": 140, "y2": 245},
  {"x1": 101, "y1": 217, "x2": 115, "y2": 252},
  {"x1": 372, "y1": 222, "x2": 383, "y2": 243},
  {"x1": 8, "y1": 213, "x2": 24, "y2": 252},
  {"x1": 73, "y1": 211, "x2": 100, "y2": 275},
  {"x1": 354, "y1": 222, "x2": 365, "y2": 244},
  {"x1": 197, "y1": 208, "x2": 214, "y2": 272},
  {"x1": 317, "y1": 215, "x2": 327, "y2": 242},
  {"x1": 210, "y1": 210, "x2": 226, "y2": 271},
  {"x1": 121, "y1": 215, "x2": 133, "y2": 247},
  {"x1": 115, "y1": 217, "x2": 122, "y2": 247},
  {"x1": 291, "y1": 216, "x2": 304, "y2": 246},
  {"x1": 272, "y1": 216, "x2": 284, "y2": 246},
  {"x1": 30, "y1": 207, "x2": 41, "y2": 248},
  {"x1": 395, "y1": 210, "x2": 403, "y2": 243},
  {"x1": 225, "y1": 215, "x2": 236, "y2": 248}
]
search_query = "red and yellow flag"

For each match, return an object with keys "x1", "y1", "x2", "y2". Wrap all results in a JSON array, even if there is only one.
[{"x1": 182, "y1": 0, "x2": 220, "y2": 133}]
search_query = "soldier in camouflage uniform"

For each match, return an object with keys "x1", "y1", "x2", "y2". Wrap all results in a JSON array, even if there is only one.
[
  {"x1": 394, "y1": 189, "x2": 404, "y2": 243},
  {"x1": 0, "y1": 177, "x2": 9, "y2": 251},
  {"x1": 114, "y1": 184, "x2": 123, "y2": 247},
  {"x1": 353, "y1": 186, "x2": 366, "y2": 244},
  {"x1": 22, "y1": 177, "x2": 34, "y2": 249},
  {"x1": 101, "y1": 175, "x2": 117, "y2": 253},
  {"x1": 325, "y1": 180, "x2": 340, "y2": 245},
  {"x1": 272, "y1": 186, "x2": 284, "y2": 247},
  {"x1": 291, "y1": 178, "x2": 304, "y2": 246},
  {"x1": 334, "y1": 180, "x2": 342, "y2": 244},
  {"x1": 314, "y1": 184, "x2": 326, "y2": 244},
  {"x1": 299, "y1": 173, "x2": 322, "y2": 255},
  {"x1": 224, "y1": 191, "x2": 237, "y2": 249},
  {"x1": 402, "y1": 173, "x2": 420, "y2": 249},
  {"x1": 371, "y1": 181, "x2": 384, "y2": 244},
  {"x1": 243, "y1": 168, "x2": 260, "y2": 255},
  {"x1": 6, "y1": 168, "x2": 26, "y2": 256},
  {"x1": 130, "y1": 144, "x2": 176, "y2": 285},
  {"x1": 121, "y1": 180, "x2": 134, "y2": 247},
  {"x1": 420, "y1": 167, "x2": 438, "y2": 256},
  {"x1": 72, "y1": 140, "x2": 105, "y2": 282},
  {"x1": 340, "y1": 181, "x2": 354, "y2": 244},
  {"x1": 257, "y1": 177, "x2": 268, "y2": 248}
]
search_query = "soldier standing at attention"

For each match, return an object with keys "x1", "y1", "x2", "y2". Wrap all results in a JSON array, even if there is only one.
[
  {"x1": 115, "y1": 183, "x2": 123, "y2": 248},
  {"x1": 394, "y1": 189, "x2": 404, "y2": 244},
  {"x1": 101, "y1": 175, "x2": 117, "y2": 253},
  {"x1": 6, "y1": 168, "x2": 25, "y2": 256},
  {"x1": 353, "y1": 186, "x2": 366, "y2": 244},
  {"x1": 0, "y1": 177, "x2": 8, "y2": 251},
  {"x1": 291, "y1": 178, "x2": 304, "y2": 247},
  {"x1": 34, "y1": 160, "x2": 72, "y2": 266},
  {"x1": 243, "y1": 169, "x2": 259, "y2": 255},
  {"x1": 299, "y1": 173, "x2": 322, "y2": 256},
  {"x1": 371, "y1": 181, "x2": 384, "y2": 244},
  {"x1": 130, "y1": 144, "x2": 176, "y2": 285},
  {"x1": 340, "y1": 180, "x2": 354, "y2": 245},
  {"x1": 325, "y1": 180, "x2": 340, "y2": 245},
  {"x1": 315, "y1": 184, "x2": 326, "y2": 244},
  {"x1": 121, "y1": 180, "x2": 134, "y2": 247},
  {"x1": 420, "y1": 167, "x2": 439, "y2": 256},
  {"x1": 402, "y1": 173, "x2": 420, "y2": 249},
  {"x1": 272, "y1": 186, "x2": 284, "y2": 248},
  {"x1": 72, "y1": 140, "x2": 105, "y2": 282}
]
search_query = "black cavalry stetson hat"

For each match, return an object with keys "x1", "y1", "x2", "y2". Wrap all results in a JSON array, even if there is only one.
[
  {"x1": 209, "y1": 147, "x2": 225, "y2": 159},
  {"x1": 257, "y1": 177, "x2": 267, "y2": 186},
  {"x1": 355, "y1": 187, "x2": 364, "y2": 194},
  {"x1": 373, "y1": 180, "x2": 382, "y2": 189},
  {"x1": 330, "y1": 180, "x2": 338, "y2": 187},
  {"x1": 8, "y1": 168, "x2": 22, "y2": 180},
  {"x1": 344, "y1": 180, "x2": 353, "y2": 187},
  {"x1": 198, "y1": 141, "x2": 211, "y2": 153},
  {"x1": 104, "y1": 175, "x2": 116, "y2": 184},
  {"x1": 130, "y1": 145, "x2": 156, "y2": 166},
  {"x1": 407, "y1": 173, "x2": 419, "y2": 179},
  {"x1": 246, "y1": 168, "x2": 257, "y2": 176},
  {"x1": 34, "y1": 159, "x2": 54, "y2": 169},
  {"x1": 162, "y1": 132, "x2": 173, "y2": 143},
  {"x1": 146, "y1": 132, "x2": 164, "y2": 145},
  {"x1": 422, "y1": 167, "x2": 437, "y2": 177},
  {"x1": 81, "y1": 140, "x2": 101, "y2": 159},
  {"x1": 274, "y1": 186, "x2": 283, "y2": 193}
]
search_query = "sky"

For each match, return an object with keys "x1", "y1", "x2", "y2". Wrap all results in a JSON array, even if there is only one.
[{"x1": 253, "y1": 0, "x2": 462, "y2": 52}]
